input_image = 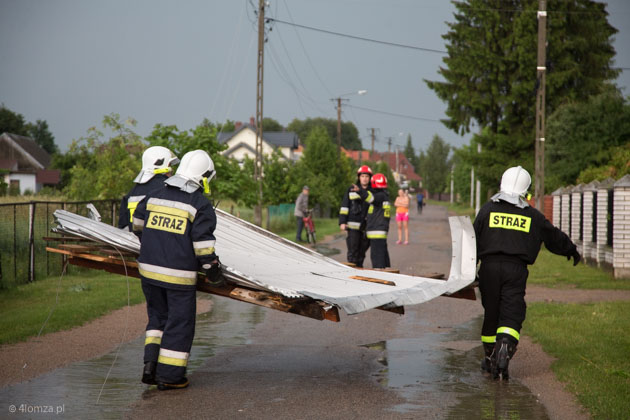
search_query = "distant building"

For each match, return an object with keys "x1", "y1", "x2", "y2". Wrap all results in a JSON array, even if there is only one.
[
  {"x1": 342, "y1": 148, "x2": 421, "y2": 187},
  {"x1": 217, "y1": 119, "x2": 300, "y2": 163},
  {"x1": 0, "y1": 132, "x2": 60, "y2": 193}
]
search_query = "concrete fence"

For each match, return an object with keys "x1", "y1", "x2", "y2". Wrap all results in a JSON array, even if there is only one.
[{"x1": 551, "y1": 175, "x2": 630, "y2": 279}]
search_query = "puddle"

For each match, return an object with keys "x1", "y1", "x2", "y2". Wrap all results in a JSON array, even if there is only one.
[
  {"x1": 0, "y1": 296, "x2": 263, "y2": 419},
  {"x1": 368, "y1": 315, "x2": 550, "y2": 419},
  {"x1": 312, "y1": 243, "x2": 340, "y2": 256}
]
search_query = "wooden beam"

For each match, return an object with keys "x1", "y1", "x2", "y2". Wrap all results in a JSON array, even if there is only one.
[{"x1": 349, "y1": 275, "x2": 396, "y2": 286}]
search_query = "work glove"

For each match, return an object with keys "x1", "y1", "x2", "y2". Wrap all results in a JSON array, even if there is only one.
[
  {"x1": 567, "y1": 249, "x2": 581, "y2": 266},
  {"x1": 203, "y1": 258, "x2": 224, "y2": 287}
]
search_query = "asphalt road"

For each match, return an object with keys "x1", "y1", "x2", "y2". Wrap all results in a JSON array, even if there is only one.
[{"x1": 127, "y1": 204, "x2": 549, "y2": 420}]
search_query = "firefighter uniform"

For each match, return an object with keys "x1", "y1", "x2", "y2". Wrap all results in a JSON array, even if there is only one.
[
  {"x1": 133, "y1": 184, "x2": 217, "y2": 385},
  {"x1": 474, "y1": 199, "x2": 577, "y2": 375},
  {"x1": 339, "y1": 185, "x2": 373, "y2": 267},
  {"x1": 118, "y1": 174, "x2": 168, "y2": 231},
  {"x1": 366, "y1": 188, "x2": 391, "y2": 269}
]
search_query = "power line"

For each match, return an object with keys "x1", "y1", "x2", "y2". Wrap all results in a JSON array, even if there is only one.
[
  {"x1": 346, "y1": 104, "x2": 442, "y2": 123},
  {"x1": 266, "y1": 17, "x2": 447, "y2": 55}
]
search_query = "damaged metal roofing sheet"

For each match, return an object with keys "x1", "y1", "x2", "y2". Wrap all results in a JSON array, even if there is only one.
[{"x1": 53, "y1": 209, "x2": 476, "y2": 315}]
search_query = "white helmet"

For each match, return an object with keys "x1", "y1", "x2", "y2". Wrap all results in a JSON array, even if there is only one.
[
  {"x1": 133, "y1": 146, "x2": 179, "y2": 183},
  {"x1": 170, "y1": 150, "x2": 215, "y2": 193},
  {"x1": 500, "y1": 166, "x2": 531, "y2": 197}
]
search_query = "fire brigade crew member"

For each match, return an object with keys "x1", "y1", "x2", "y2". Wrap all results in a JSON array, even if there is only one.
[
  {"x1": 366, "y1": 173, "x2": 391, "y2": 269},
  {"x1": 118, "y1": 146, "x2": 179, "y2": 231},
  {"x1": 474, "y1": 166, "x2": 580, "y2": 380},
  {"x1": 132, "y1": 150, "x2": 222, "y2": 390},
  {"x1": 339, "y1": 165, "x2": 373, "y2": 267}
]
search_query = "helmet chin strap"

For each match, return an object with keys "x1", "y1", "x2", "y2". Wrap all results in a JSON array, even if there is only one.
[
  {"x1": 153, "y1": 168, "x2": 171, "y2": 174},
  {"x1": 203, "y1": 177, "x2": 210, "y2": 194}
]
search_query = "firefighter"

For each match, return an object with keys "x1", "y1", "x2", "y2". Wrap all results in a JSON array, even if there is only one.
[
  {"x1": 132, "y1": 149, "x2": 222, "y2": 390},
  {"x1": 366, "y1": 173, "x2": 391, "y2": 269},
  {"x1": 118, "y1": 146, "x2": 179, "y2": 231},
  {"x1": 339, "y1": 165, "x2": 374, "y2": 267},
  {"x1": 474, "y1": 166, "x2": 580, "y2": 380}
]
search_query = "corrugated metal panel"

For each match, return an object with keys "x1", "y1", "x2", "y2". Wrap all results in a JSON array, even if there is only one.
[{"x1": 53, "y1": 209, "x2": 476, "y2": 315}]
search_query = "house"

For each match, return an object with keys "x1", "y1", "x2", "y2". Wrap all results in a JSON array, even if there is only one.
[
  {"x1": 342, "y1": 148, "x2": 422, "y2": 187},
  {"x1": 217, "y1": 119, "x2": 300, "y2": 162},
  {"x1": 0, "y1": 132, "x2": 60, "y2": 193}
]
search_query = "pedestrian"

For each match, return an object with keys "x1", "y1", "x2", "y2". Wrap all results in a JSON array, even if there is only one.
[
  {"x1": 118, "y1": 146, "x2": 179, "y2": 231},
  {"x1": 132, "y1": 150, "x2": 222, "y2": 390},
  {"x1": 394, "y1": 188, "x2": 410, "y2": 244},
  {"x1": 366, "y1": 173, "x2": 391, "y2": 269},
  {"x1": 416, "y1": 191, "x2": 424, "y2": 214},
  {"x1": 294, "y1": 185, "x2": 309, "y2": 242},
  {"x1": 339, "y1": 165, "x2": 373, "y2": 267},
  {"x1": 473, "y1": 166, "x2": 580, "y2": 380}
]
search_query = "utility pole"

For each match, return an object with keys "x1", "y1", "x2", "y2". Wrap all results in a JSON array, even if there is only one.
[
  {"x1": 534, "y1": 0, "x2": 547, "y2": 211},
  {"x1": 254, "y1": 0, "x2": 265, "y2": 226},
  {"x1": 333, "y1": 97, "x2": 349, "y2": 156},
  {"x1": 475, "y1": 143, "x2": 481, "y2": 215},
  {"x1": 386, "y1": 137, "x2": 392, "y2": 153},
  {"x1": 450, "y1": 165, "x2": 454, "y2": 204},
  {"x1": 369, "y1": 128, "x2": 376, "y2": 161}
]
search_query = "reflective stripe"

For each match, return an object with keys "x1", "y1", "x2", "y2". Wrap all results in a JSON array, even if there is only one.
[
  {"x1": 128, "y1": 195, "x2": 145, "y2": 204},
  {"x1": 349, "y1": 192, "x2": 360, "y2": 200},
  {"x1": 365, "y1": 191, "x2": 374, "y2": 203},
  {"x1": 138, "y1": 262, "x2": 198, "y2": 286},
  {"x1": 383, "y1": 201, "x2": 391, "y2": 208},
  {"x1": 193, "y1": 240, "x2": 216, "y2": 256},
  {"x1": 146, "y1": 329, "x2": 163, "y2": 337},
  {"x1": 133, "y1": 217, "x2": 144, "y2": 231},
  {"x1": 147, "y1": 198, "x2": 197, "y2": 221},
  {"x1": 127, "y1": 195, "x2": 146, "y2": 222},
  {"x1": 368, "y1": 205, "x2": 374, "y2": 214},
  {"x1": 481, "y1": 335, "x2": 496, "y2": 343},
  {"x1": 347, "y1": 221, "x2": 362, "y2": 230},
  {"x1": 367, "y1": 230, "x2": 387, "y2": 239},
  {"x1": 158, "y1": 348, "x2": 189, "y2": 367},
  {"x1": 497, "y1": 326, "x2": 520, "y2": 341},
  {"x1": 145, "y1": 336, "x2": 161, "y2": 345},
  {"x1": 339, "y1": 207, "x2": 349, "y2": 215}
]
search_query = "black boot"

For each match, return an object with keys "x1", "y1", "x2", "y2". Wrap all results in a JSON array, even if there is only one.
[
  {"x1": 157, "y1": 377, "x2": 189, "y2": 391},
  {"x1": 480, "y1": 342, "x2": 495, "y2": 373},
  {"x1": 493, "y1": 337, "x2": 517, "y2": 380},
  {"x1": 142, "y1": 361, "x2": 157, "y2": 385}
]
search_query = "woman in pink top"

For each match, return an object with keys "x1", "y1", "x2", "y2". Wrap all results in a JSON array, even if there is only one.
[{"x1": 394, "y1": 189, "x2": 410, "y2": 244}]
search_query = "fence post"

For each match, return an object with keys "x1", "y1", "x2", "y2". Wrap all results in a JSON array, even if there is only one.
[
  {"x1": 28, "y1": 201, "x2": 36, "y2": 283},
  {"x1": 582, "y1": 181, "x2": 598, "y2": 264},
  {"x1": 597, "y1": 178, "x2": 615, "y2": 268},
  {"x1": 613, "y1": 175, "x2": 630, "y2": 279},
  {"x1": 560, "y1": 187, "x2": 571, "y2": 236},
  {"x1": 570, "y1": 185, "x2": 584, "y2": 254},
  {"x1": 551, "y1": 188, "x2": 563, "y2": 228}
]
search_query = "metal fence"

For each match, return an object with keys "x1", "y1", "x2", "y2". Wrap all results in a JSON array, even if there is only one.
[{"x1": 0, "y1": 199, "x2": 119, "y2": 289}]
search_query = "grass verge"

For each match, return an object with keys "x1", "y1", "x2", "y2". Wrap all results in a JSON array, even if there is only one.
[
  {"x1": 524, "y1": 301, "x2": 630, "y2": 420},
  {"x1": 529, "y1": 248, "x2": 630, "y2": 289},
  {"x1": 427, "y1": 199, "x2": 476, "y2": 218},
  {"x1": 0, "y1": 271, "x2": 144, "y2": 345},
  {"x1": 275, "y1": 217, "x2": 341, "y2": 242}
]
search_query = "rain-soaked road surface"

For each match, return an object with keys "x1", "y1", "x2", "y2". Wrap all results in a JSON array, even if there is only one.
[{"x1": 0, "y1": 204, "x2": 552, "y2": 419}]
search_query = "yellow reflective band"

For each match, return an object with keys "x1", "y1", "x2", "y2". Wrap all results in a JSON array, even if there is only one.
[
  {"x1": 138, "y1": 267, "x2": 197, "y2": 286},
  {"x1": 368, "y1": 205, "x2": 374, "y2": 214},
  {"x1": 145, "y1": 336, "x2": 161, "y2": 345},
  {"x1": 203, "y1": 177, "x2": 210, "y2": 194},
  {"x1": 340, "y1": 207, "x2": 349, "y2": 215},
  {"x1": 127, "y1": 201, "x2": 140, "y2": 222},
  {"x1": 367, "y1": 233, "x2": 387, "y2": 239},
  {"x1": 158, "y1": 355, "x2": 188, "y2": 367},
  {"x1": 489, "y1": 212, "x2": 531, "y2": 233},
  {"x1": 481, "y1": 335, "x2": 496, "y2": 343},
  {"x1": 194, "y1": 247, "x2": 215, "y2": 256},
  {"x1": 153, "y1": 168, "x2": 171, "y2": 174},
  {"x1": 349, "y1": 192, "x2": 360, "y2": 200},
  {"x1": 497, "y1": 326, "x2": 520, "y2": 341},
  {"x1": 366, "y1": 191, "x2": 374, "y2": 203},
  {"x1": 146, "y1": 212, "x2": 188, "y2": 235},
  {"x1": 146, "y1": 203, "x2": 195, "y2": 222}
]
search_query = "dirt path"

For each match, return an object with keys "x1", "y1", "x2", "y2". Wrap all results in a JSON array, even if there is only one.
[{"x1": 2, "y1": 204, "x2": 628, "y2": 419}]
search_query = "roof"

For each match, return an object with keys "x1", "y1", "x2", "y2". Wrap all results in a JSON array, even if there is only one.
[
  {"x1": 36, "y1": 169, "x2": 61, "y2": 184},
  {"x1": 0, "y1": 159, "x2": 18, "y2": 171},
  {"x1": 52, "y1": 210, "x2": 475, "y2": 315},
  {"x1": 217, "y1": 125, "x2": 299, "y2": 149},
  {"x1": 0, "y1": 132, "x2": 51, "y2": 170}
]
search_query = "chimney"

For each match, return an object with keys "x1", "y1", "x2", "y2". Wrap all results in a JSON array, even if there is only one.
[
  {"x1": 250, "y1": 116, "x2": 256, "y2": 127},
  {"x1": 234, "y1": 121, "x2": 242, "y2": 131}
]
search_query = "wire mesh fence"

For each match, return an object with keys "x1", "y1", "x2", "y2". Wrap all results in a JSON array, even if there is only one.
[{"x1": 0, "y1": 199, "x2": 119, "y2": 289}]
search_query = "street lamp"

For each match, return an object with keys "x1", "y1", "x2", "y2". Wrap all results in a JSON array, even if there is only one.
[{"x1": 331, "y1": 90, "x2": 367, "y2": 155}]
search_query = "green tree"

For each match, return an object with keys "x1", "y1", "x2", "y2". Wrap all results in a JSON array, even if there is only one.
[
  {"x1": 426, "y1": 0, "x2": 619, "y2": 186},
  {"x1": 403, "y1": 134, "x2": 420, "y2": 174},
  {"x1": 422, "y1": 135, "x2": 452, "y2": 195},
  {"x1": 262, "y1": 150, "x2": 292, "y2": 205},
  {"x1": 64, "y1": 114, "x2": 144, "y2": 200},
  {"x1": 26, "y1": 119, "x2": 57, "y2": 154},
  {"x1": 287, "y1": 117, "x2": 362, "y2": 150},
  {"x1": 262, "y1": 117, "x2": 284, "y2": 132},
  {"x1": 545, "y1": 89, "x2": 630, "y2": 191},
  {"x1": 0, "y1": 105, "x2": 28, "y2": 136},
  {"x1": 577, "y1": 143, "x2": 630, "y2": 184}
]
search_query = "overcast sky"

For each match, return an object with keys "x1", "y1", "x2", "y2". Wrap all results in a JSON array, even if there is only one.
[{"x1": 1, "y1": 0, "x2": 629, "y2": 154}]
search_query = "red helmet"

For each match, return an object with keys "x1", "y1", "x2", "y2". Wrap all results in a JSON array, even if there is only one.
[
  {"x1": 371, "y1": 173, "x2": 387, "y2": 189},
  {"x1": 357, "y1": 165, "x2": 373, "y2": 176}
]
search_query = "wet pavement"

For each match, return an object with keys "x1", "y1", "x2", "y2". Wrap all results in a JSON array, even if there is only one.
[{"x1": 1, "y1": 204, "x2": 552, "y2": 419}]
